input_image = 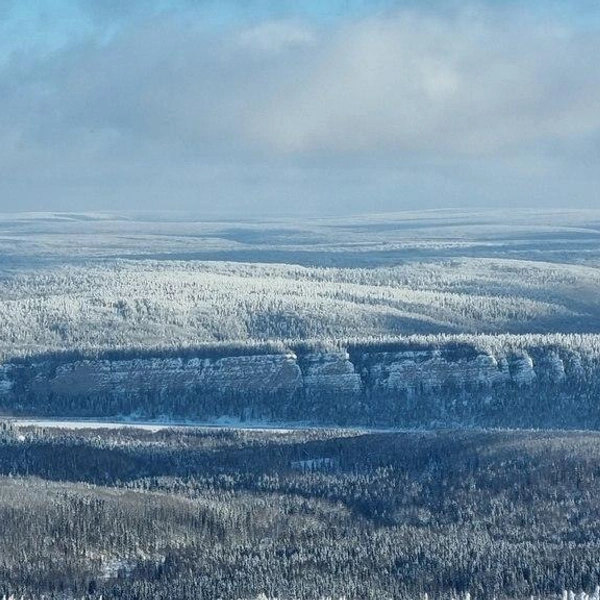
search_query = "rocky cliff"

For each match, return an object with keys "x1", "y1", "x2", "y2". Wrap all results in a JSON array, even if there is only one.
[{"x1": 2, "y1": 336, "x2": 600, "y2": 428}]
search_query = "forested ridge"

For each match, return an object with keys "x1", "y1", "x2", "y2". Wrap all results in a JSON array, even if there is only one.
[
  {"x1": 3, "y1": 334, "x2": 600, "y2": 429},
  {"x1": 1, "y1": 258, "x2": 599, "y2": 360}
]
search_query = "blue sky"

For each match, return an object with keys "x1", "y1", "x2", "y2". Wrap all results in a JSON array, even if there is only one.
[
  {"x1": 0, "y1": 0, "x2": 413, "y2": 60},
  {"x1": 0, "y1": 0, "x2": 599, "y2": 215},
  {"x1": 3, "y1": 1, "x2": 599, "y2": 54}
]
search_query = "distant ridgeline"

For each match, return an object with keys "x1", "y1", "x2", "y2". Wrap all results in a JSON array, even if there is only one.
[{"x1": 2, "y1": 334, "x2": 600, "y2": 429}]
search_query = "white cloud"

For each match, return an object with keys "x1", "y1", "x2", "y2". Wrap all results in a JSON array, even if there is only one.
[
  {"x1": 237, "y1": 20, "x2": 316, "y2": 54},
  {"x1": 0, "y1": 5, "x2": 599, "y2": 213},
  {"x1": 243, "y1": 13, "x2": 600, "y2": 159}
]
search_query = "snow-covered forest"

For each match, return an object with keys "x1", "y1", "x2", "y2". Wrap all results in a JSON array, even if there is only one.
[
  {"x1": 1, "y1": 258, "x2": 598, "y2": 357},
  {"x1": 1, "y1": 211, "x2": 600, "y2": 359},
  {"x1": 2, "y1": 424, "x2": 600, "y2": 599},
  {"x1": 1, "y1": 211, "x2": 600, "y2": 427},
  {"x1": 2, "y1": 211, "x2": 600, "y2": 598}
]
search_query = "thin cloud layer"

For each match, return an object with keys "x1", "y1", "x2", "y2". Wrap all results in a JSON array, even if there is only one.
[{"x1": 0, "y1": 3, "x2": 599, "y2": 214}]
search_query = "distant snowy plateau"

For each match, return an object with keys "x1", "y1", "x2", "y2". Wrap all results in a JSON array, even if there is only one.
[{"x1": 2, "y1": 209, "x2": 600, "y2": 428}]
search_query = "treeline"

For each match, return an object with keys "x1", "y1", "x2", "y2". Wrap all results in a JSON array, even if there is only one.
[
  {"x1": 3, "y1": 425, "x2": 600, "y2": 598},
  {"x1": 6, "y1": 331, "x2": 600, "y2": 364},
  {"x1": 5, "y1": 331, "x2": 600, "y2": 364}
]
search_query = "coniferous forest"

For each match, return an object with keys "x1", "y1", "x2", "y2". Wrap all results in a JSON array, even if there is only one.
[
  {"x1": 3, "y1": 423, "x2": 600, "y2": 600},
  {"x1": 2, "y1": 212, "x2": 600, "y2": 598}
]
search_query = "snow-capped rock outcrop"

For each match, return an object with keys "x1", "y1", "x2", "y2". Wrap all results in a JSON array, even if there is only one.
[
  {"x1": 22, "y1": 354, "x2": 303, "y2": 400},
  {"x1": 1, "y1": 336, "x2": 600, "y2": 427},
  {"x1": 300, "y1": 349, "x2": 362, "y2": 397},
  {"x1": 361, "y1": 349, "x2": 511, "y2": 395}
]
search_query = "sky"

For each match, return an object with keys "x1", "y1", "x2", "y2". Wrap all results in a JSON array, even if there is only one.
[{"x1": 0, "y1": 0, "x2": 599, "y2": 216}]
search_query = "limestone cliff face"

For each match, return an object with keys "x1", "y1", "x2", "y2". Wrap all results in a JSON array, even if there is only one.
[
  {"x1": 360, "y1": 350, "x2": 510, "y2": 394},
  {"x1": 1, "y1": 339, "x2": 599, "y2": 427},
  {"x1": 5, "y1": 353, "x2": 303, "y2": 400},
  {"x1": 300, "y1": 350, "x2": 363, "y2": 397},
  {"x1": 355, "y1": 347, "x2": 558, "y2": 393}
]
